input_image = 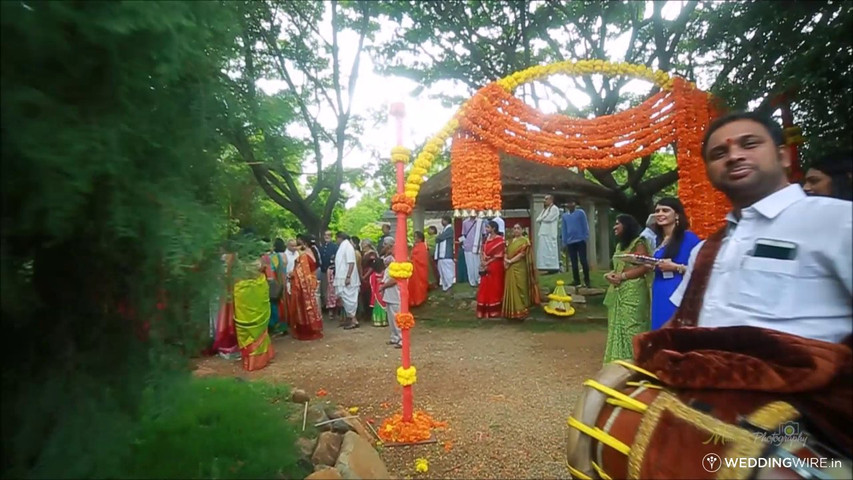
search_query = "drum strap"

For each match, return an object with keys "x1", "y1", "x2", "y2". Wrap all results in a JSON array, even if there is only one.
[{"x1": 670, "y1": 226, "x2": 727, "y2": 328}]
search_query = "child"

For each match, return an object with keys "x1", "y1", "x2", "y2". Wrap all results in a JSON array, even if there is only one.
[
  {"x1": 369, "y1": 257, "x2": 388, "y2": 327},
  {"x1": 378, "y1": 256, "x2": 402, "y2": 348}
]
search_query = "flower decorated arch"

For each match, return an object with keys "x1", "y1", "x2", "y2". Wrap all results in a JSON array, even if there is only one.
[{"x1": 403, "y1": 60, "x2": 730, "y2": 238}]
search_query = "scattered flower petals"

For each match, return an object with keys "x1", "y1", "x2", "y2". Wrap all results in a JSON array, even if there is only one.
[{"x1": 316, "y1": 389, "x2": 327, "y2": 397}]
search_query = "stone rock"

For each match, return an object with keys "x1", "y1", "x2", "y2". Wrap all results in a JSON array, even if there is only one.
[
  {"x1": 292, "y1": 389, "x2": 311, "y2": 404},
  {"x1": 469, "y1": 300, "x2": 478, "y2": 309},
  {"x1": 571, "y1": 294, "x2": 586, "y2": 304},
  {"x1": 565, "y1": 286, "x2": 577, "y2": 294},
  {"x1": 308, "y1": 404, "x2": 330, "y2": 428},
  {"x1": 314, "y1": 464, "x2": 332, "y2": 472},
  {"x1": 578, "y1": 287, "x2": 606, "y2": 296},
  {"x1": 305, "y1": 468, "x2": 343, "y2": 480},
  {"x1": 324, "y1": 406, "x2": 348, "y2": 420},
  {"x1": 311, "y1": 432, "x2": 343, "y2": 467},
  {"x1": 343, "y1": 417, "x2": 374, "y2": 445},
  {"x1": 297, "y1": 437, "x2": 316, "y2": 459},
  {"x1": 336, "y1": 431, "x2": 390, "y2": 480},
  {"x1": 330, "y1": 419, "x2": 352, "y2": 434}
]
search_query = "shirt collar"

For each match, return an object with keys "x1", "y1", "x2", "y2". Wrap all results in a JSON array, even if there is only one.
[{"x1": 726, "y1": 184, "x2": 805, "y2": 225}]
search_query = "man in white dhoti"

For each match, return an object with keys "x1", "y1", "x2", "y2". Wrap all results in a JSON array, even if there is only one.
[
  {"x1": 434, "y1": 216, "x2": 456, "y2": 291},
  {"x1": 333, "y1": 231, "x2": 361, "y2": 329},
  {"x1": 535, "y1": 194, "x2": 561, "y2": 273},
  {"x1": 459, "y1": 214, "x2": 484, "y2": 287}
]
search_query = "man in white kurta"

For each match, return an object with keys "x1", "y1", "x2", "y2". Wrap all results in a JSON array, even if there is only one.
[
  {"x1": 333, "y1": 232, "x2": 361, "y2": 328},
  {"x1": 434, "y1": 216, "x2": 456, "y2": 291},
  {"x1": 535, "y1": 195, "x2": 561, "y2": 272},
  {"x1": 284, "y1": 239, "x2": 299, "y2": 294}
]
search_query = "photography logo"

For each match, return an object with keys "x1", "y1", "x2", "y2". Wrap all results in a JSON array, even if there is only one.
[
  {"x1": 702, "y1": 453, "x2": 722, "y2": 473},
  {"x1": 754, "y1": 421, "x2": 808, "y2": 446}
]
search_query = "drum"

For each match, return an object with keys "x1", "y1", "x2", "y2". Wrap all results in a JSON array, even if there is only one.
[{"x1": 566, "y1": 360, "x2": 852, "y2": 479}]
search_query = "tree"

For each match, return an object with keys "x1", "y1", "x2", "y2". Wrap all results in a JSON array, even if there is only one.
[
  {"x1": 1, "y1": 1, "x2": 242, "y2": 476},
  {"x1": 688, "y1": 0, "x2": 852, "y2": 161},
  {"x1": 373, "y1": 1, "x2": 852, "y2": 217},
  {"x1": 220, "y1": 0, "x2": 379, "y2": 236}
]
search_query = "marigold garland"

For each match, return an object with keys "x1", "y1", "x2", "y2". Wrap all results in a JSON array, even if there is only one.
[
  {"x1": 378, "y1": 411, "x2": 447, "y2": 444},
  {"x1": 388, "y1": 261, "x2": 413, "y2": 279},
  {"x1": 391, "y1": 146, "x2": 411, "y2": 164},
  {"x1": 403, "y1": 60, "x2": 729, "y2": 237},
  {"x1": 396, "y1": 366, "x2": 417, "y2": 386},
  {"x1": 395, "y1": 312, "x2": 415, "y2": 330},
  {"x1": 391, "y1": 194, "x2": 415, "y2": 215}
]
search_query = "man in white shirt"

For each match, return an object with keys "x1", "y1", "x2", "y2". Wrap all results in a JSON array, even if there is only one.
[
  {"x1": 669, "y1": 111, "x2": 852, "y2": 344},
  {"x1": 284, "y1": 239, "x2": 299, "y2": 294},
  {"x1": 333, "y1": 231, "x2": 361, "y2": 329},
  {"x1": 434, "y1": 216, "x2": 455, "y2": 291},
  {"x1": 535, "y1": 194, "x2": 561, "y2": 273},
  {"x1": 378, "y1": 255, "x2": 402, "y2": 348}
]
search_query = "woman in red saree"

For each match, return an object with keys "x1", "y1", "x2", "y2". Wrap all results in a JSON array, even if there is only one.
[
  {"x1": 288, "y1": 234, "x2": 324, "y2": 340},
  {"x1": 211, "y1": 252, "x2": 240, "y2": 357},
  {"x1": 409, "y1": 231, "x2": 429, "y2": 307},
  {"x1": 476, "y1": 221, "x2": 506, "y2": 318}
]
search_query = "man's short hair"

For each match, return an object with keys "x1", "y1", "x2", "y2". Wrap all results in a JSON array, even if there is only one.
[
  {"x1": 441, "y1": 215, "x2": 452, "y2": 223},
  {"x1": 335, "y1": 231, "x2": 349, "y2": 240},
  {"x1": 702, "y1": 111, "x2": 785, "y2": 161}
]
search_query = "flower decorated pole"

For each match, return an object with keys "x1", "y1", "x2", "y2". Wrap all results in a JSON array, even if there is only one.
[
  {"x1": 379, "y1": 103, "x2": 446, "y2": 445},
  {"x1": 389, "y1": 102, "x2": 414, "y2": 422}
]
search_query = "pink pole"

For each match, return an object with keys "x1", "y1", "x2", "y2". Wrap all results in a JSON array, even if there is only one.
[{"x1": 390, "y1": 102, "x2": 413, "y2": 422}]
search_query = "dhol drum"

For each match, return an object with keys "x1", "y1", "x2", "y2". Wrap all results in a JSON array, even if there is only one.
[{"x1": 566, "y1": 360, "x2": 852, "y2": 479}]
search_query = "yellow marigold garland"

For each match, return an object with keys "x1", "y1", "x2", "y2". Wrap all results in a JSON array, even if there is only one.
[
  {"x1": 396, "y1": 366, "x2": 417, "y2": 386},
  {"x1": 388, "y1": 261, "x2": 413, "y2": 279},
  {"x1": 391, "y1": 146, "x2": 411, "y2": 164}
]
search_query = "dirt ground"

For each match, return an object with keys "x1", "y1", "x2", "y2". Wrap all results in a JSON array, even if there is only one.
[{"x1": 196, "y1": 317, "x2": 607, "y2": 479}]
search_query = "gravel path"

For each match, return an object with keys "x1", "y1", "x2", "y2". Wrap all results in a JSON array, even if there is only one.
[{"x1": 196, "y1": 319, "x2": 606, "y2": 479}]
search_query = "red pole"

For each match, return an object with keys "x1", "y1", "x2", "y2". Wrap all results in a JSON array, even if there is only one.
[{"x1": 390, "y1": 102, "x2": 414, "y2": 422}]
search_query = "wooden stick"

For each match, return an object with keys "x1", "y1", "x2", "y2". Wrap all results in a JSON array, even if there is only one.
[
  {"x1": 313, "y1": 415, "x2": 359, "y2": 427},
  {"x1": 302, "y1": 402, "x2": 309, "y2": 431},
  {"x1": 362, "y1": 417, "x2": 382, "y2": 441}
]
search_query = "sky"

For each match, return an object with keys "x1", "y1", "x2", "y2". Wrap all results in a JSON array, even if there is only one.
[{"x1": 258, "y1": 1, "x2": 690, "y2": 207}]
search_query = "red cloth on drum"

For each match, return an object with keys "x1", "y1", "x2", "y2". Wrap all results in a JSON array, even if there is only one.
[{"x1": 634, "y1": 326, "x2": 853, "y2": 454}]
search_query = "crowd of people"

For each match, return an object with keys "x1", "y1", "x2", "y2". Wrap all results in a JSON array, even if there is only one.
[
  {"x1": 601, "y1": 112, "x2": 852, "y2": 364},
  {"x1": 206, "y1": 111, "x2": 851, "y2": 374},
  {"x1": 206, "y1": 225, "x2": 434, "y2": 370}
]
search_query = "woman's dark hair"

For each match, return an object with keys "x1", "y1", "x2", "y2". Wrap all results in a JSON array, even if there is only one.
[
  {"x1": 273, "y1": 237, "x2": 286, "y2": 253},
  {"x1": 615, "y1": 214, "x2": 641, "y2": 250},
  {"x1": 702, "y1": 111, "x2": 785, "y2": 161},
  {"x1": 298, "y1": 233, "x2": 321, "y2": 259},
  {"x1": 486, "y1": 220, "x2": 499, "y2": 233},
  {"x1": 351, "y1": 236, "x2": 361, "y2": 252},
  {"x1": 653, "y1": 197, "x2": 690, "y2": 259},
  {"x1": 414, "y1": 231, "x2": 425, "y2": 241},
  {"x1": 371, "y1": 257, "x2": 386, "y2": 272},
  {"x1": 810, "y1": 151, "x2": 853, "y2": 201},
  {"x1": 427, "y1": 225, "x2": 437, "y2": 234}
]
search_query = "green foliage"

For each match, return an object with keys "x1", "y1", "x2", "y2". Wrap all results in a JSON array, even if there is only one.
[
  {"x1": 339, "y1": 194, "x2": 387, "y2": 238},
  {"x1": 125, "y1": 377, "x2": 308, "y2": 479},
  {"x1": 0, "y1": 1, "x2": 242, "y2": 477}
]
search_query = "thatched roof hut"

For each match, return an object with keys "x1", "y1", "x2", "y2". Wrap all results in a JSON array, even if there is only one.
[
  {"x1": 411, "y1": 154, "x2": 614, "y2": 268},
  {"x1": 415, "y1": 154, "x2": 612, "y2": 211}
]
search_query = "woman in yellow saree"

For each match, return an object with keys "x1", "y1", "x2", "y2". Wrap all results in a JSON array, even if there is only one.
[
  {"x1": 233, "y1": 256, "x2": 275, "y2": 371},
  {"x1": 502, "y1": 224, "x2": 541, "y2": 320}
]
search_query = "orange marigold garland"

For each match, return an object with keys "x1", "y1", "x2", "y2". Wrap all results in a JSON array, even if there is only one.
[
  {"x1": 391, "y1": 194, "x2": 414, "y2": 215},
  {"x1": 451, "y1": 131, "x2": 502, "y2": 212},
  {"x1": 395, "y1": 312, "x2": 415, "y2": 330},
  {"x1": 378, "y1": 411, "x2": 447, "y2": 444}
]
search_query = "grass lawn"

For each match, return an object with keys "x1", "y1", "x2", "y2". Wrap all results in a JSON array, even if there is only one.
[{"x1": 124, "y1": 377, "x2": 310, "y2": 479}]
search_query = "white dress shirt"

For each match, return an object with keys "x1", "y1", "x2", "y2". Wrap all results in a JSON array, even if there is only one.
[{"x1": 670, "y1": 184, "x2": 852, "y2": 343}]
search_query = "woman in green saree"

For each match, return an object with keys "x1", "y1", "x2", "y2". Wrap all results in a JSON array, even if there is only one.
[
  {"x1": 233, "y1": 255, "x2": 275, "y2": 372},
  {"x1": 602, "y1": 214, "x2": 652, "y2": 364},
  {"x1": 502, "y1": 224, "x2": 541, "y2": 320}
]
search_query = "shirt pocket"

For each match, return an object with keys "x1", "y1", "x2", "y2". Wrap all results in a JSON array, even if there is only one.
[{"x1": 729, "y1": 256, "x2": 799, "y2": 314}]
